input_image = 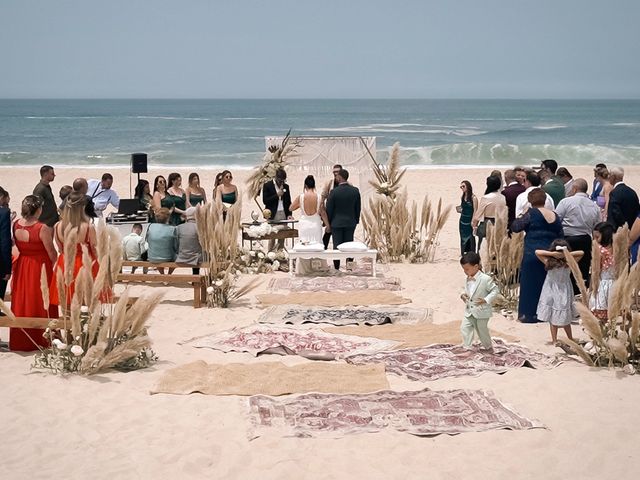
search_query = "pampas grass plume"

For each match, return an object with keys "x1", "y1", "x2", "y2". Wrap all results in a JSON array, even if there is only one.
[{"x1": 575, "y1": 302, "x2": 604, "y2": 345}]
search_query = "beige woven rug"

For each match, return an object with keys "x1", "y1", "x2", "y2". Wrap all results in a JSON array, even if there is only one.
[
  {"x1": 150, "y1": 361, "x2": 389, "y2": 396},
  {"x1": 257, "y1": 290, "x2": 411, "y2": 307},
  {"x1": 324, "y1": 321, "x2": 518, "y2": 349}
]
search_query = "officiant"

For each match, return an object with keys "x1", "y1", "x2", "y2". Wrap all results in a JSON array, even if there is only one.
[{"x1": 262, "y1": 168, "x2": 292, "y2": 250}]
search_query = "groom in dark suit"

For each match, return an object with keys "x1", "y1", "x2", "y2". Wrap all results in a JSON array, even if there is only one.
[
  {"x1": 262, "y1": 168, "x2": 292, "y2": 250},
  {"x1": 607, "y1": 166, "x2": 640, "y2": 230},
  {"x1": 326, "y1": 169, "x2": 361, "y2": 269}
]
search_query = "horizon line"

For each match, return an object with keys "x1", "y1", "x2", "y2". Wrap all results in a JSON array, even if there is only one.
[{"x1": 2, "y1": 97, "x2": 640, "y2": 101}]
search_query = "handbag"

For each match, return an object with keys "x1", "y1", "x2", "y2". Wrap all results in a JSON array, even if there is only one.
[{"x1": 476, "y1": 221, "x2": 487, "y2": 238}]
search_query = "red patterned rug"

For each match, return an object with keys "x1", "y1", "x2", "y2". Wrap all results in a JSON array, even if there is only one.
[
  {"x1": 185, "y1": 325, "x2": 399, "y2": 360},
  {"x1": 345, "y1": 340, "x2": 560, "y2": 381},
  {"x1": 248, "y1": 388, "x2": 544, "y2": 438},
  {"x1": 268, "y1": 275, "x2": 402, "y2": 292}
]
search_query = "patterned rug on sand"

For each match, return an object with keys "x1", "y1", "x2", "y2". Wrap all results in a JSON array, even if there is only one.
[
  {"x1": 345, "y1": 339, "x2": 561, "y2": 381},
  {"x1": 257, "y1": 306, "x2": 432, "y2": 326},
  {"x1": 268, "y1": 275, "x2": 401, "y2": 292},
  {"x1": 185, "y1": 325, "x2": 399, "y2": 360},
  {"x1": 248, "y1": 388, "x2": 544, "y2": 439}
]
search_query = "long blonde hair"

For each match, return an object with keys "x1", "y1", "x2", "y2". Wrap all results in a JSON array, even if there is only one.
[{"x1": 61, "y1": 191, "x2": 90, "y2": 230}]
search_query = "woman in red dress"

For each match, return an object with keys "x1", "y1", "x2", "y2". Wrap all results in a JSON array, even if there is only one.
[
  {"x1": 50, "y1": 191, "x2": 105, "y2": 307},
  {"x1": 10, "y1": 195, "x2": 58, "y2": 351}
]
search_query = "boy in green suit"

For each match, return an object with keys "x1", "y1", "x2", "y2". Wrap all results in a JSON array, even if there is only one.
[{"x1": 459, "y1": 252, "x2": 500, "y2": 352}]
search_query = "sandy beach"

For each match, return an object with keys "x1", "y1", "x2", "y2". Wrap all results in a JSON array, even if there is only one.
[{"x1": 1, "y1": 164, "x2": 639, "y2": 479}]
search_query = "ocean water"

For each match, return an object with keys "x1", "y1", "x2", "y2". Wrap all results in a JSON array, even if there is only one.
[{"x1": 1, "y1": 99, "x2": 639, "y2": 168}]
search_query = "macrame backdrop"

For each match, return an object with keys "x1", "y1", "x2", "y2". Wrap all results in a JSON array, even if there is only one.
[{"x1": 265, "y1": 136, "x2": 376, "y2": 199}]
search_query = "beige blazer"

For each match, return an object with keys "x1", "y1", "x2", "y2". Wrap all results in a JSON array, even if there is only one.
[{"x1": 463, "y1": 271, "x2": 500, "y2": 320}]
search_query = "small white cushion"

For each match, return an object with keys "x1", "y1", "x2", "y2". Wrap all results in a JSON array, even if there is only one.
[
  {"x1": 292, "y1": 242, "x2": 325, "y2": 252},
  {"x1": 337, "y1": 241, "x2": 368, "y2": 252}
]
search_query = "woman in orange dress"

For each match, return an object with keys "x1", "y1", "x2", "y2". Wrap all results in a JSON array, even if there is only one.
[
  {"x1": 49, "y1": 191, "x2": 105, "y2": 307},
  {"x1": 10, "y1": 195, "x2": 58, "y2": 351}
]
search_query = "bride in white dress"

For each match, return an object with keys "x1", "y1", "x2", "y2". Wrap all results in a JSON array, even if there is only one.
[{"x1": 290, "y1": 175, "x2": 330, "y2": 273}]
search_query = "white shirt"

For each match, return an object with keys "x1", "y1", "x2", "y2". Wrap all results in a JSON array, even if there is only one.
[
  {"x1": 273, "y1": 179, "x2": 285, "y2": 213},
  {"x1": 515, "y1": 186, "x2": 555, "y2": 218},
  {"x1": 122, "y1": 232, "x2": 147, "y2": 261},
  {"x1": 555, "y1": 192, "x2": 601, "y2": 237},
  {"x1": 88, "y1": 179, "x2": 120, "y2": 217},
  {"x1": 466, "y1": 275, "x2": 477, "y2": 297}
]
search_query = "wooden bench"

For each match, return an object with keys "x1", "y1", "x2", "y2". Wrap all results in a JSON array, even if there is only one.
[
  {"x1": 287, "y1": 249, "x2": 378, "y2": 277},
  {"x1": 121, "y1": 260, "x2": 204, "y2": 273},
  {"x1": 116, "y1": 273, "x2": 206, "y2": 308}
]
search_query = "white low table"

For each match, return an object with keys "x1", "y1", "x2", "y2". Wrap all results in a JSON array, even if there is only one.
[{"x1": 288, "y1": 249, "x2": 378, "y2": 277}]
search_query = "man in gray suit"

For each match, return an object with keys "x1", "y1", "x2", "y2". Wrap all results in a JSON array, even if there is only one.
[{"x1": 326, "y1": 169, "x2": 361, "y2": 269}]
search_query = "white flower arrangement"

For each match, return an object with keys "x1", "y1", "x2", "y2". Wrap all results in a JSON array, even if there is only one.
[
  {"x1": 236, "y1": 246, "x2": 288, "y2": 274},
  {"x1": 246, "y1": 222, "x2": 274, "y2": 238}
]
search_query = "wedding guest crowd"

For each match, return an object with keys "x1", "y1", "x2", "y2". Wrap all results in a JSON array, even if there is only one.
[{"x1": 457, "y1": 160, "x2": 640, "y2": 330}]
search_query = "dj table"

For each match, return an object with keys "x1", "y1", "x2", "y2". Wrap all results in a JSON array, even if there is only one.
[{"x1": 106, "y1": 213, "x2": 150, "y2": 238}]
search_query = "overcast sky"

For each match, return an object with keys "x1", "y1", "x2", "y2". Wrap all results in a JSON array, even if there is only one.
[{"x1": 1, "y1": 0, "x2": 638, "y2": 98}]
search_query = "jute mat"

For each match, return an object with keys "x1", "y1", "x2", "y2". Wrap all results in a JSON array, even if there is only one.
[
  {"x1": 324, "y1": 321, "x2": 518, "y2": 349},
  {"x1": 150, "y1": 361, "x2": 389, "y2": 396},
  {"x1": 256, "y1": 290, "x2": 411, "y2": 307}
]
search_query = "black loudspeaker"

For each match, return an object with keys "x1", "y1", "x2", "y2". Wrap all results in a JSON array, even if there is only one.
[{"x1": 131, "y1": 153, "x2": 148, "y2": 174}]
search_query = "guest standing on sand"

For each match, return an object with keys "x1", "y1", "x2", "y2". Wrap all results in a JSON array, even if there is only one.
[
  {"x1": 134, "y1": 179, "x2": 153, "y2": 211},
  {"x1": 592, "y1": 165, "x2": 611, "y2": 218},
  {"x1": 535, "y1": 240, "x2": 583, "y2": 345},
  {"x1": 215, "y1": 170, "x2": 238, "y2": 207},
  {"x1": 50, "y1": 192, "x2": 106, "y2": 307},
  {"x1": 186, "y1": 173, "x2": 206, "y2": 207},
  {"x1": 515, "y1": 171, "x2": 554, "y2": 218},
  {"x1": 326, "y1": 169, "x2": 361, "y2": 270},
  {"x1": 606, "y1": 166, "x2": 640, "y2": 231},
  {"x1": 166, "y1": 173, "x2": 188, "y2": 226},
  {"x1": 212, "y1": 172, "x2": 224, "y2": 199},
  {"x1": 502, "y1": 169, "x2": 526, "y2": 230},
  {"x1": 590, "y1": 222, "x2": 615, "y2": 322},
  {"x1": 10, "y1": 195, "x2": 58, "y2": 351},
  {"x1": 591, "y1": 163, "x2": 607, "y2": 202},
  {"x1": 459, "y1": 252, "x2": 499, "y2": 352},
  {"x1": 554, "y1": 178, "x2": 601, "y2": 292},
  {"x1": 152, "y1": 175, "x2": 173, "y2": 221},
  {"x1": 457, "y1": 180, "x2": 477, "y2": 254},
  {"x1": 88, "y1": 173, "x2": 120, "y2": 218},
  {"x1": 539, "y1": 159, "x2": 565, "y2": 207},
  {"x1": 512, "y1": 188, "x2": 564, "y2": 323},
  {"x1": 472, "y1": 175, "x2": 506, "y2": 252},
  {"x1": 0, "y1": 187, "x2": 12, "y2": 304},
  {"x1": 33, "y1": 165, "x2": 59, "y2": 227},
  {"x1": 72, "y1": 177, "x2": 97, "y2": 218}
]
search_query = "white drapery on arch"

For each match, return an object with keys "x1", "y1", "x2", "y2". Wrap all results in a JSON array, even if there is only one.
[{"x1": 265, "y1": 136, "x2": 376, "y2": 199}]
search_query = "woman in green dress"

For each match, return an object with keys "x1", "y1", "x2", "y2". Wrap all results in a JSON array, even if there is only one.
[
  {"x1": 151, "y1": 175, "x2": 172, "y2": 223},
  {"x1": 186, "y1": 172, "x2": 207, "y2": 207},
  {"x1": 134, "y1": 179, "x2": 153, "y2": 211},
  {"x1": 215, "y1": 170, "x2": 238, "y2": 206},
  {"x1": 458, "y1": 180, "x2": 477, "y2": 255},
  {"x1": 166, "y1": 172, "x2": 188, "y2": 226}
]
